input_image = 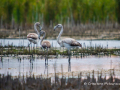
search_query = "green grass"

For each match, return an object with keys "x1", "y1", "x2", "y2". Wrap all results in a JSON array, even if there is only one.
[{"x1": 0, "y1": 46, "x2": 120, "y2": 56}]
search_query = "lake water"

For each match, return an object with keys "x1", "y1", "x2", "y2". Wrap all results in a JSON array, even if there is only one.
[
  {"x1": 0, "y1": 39, "x2": 120, "y2": 77},
  {"x1": 0, "y1": 39, "x2": 120, "y2": 48},
  {"x1": 0, "y1": 55, "x2": 120, "y2": 77}
]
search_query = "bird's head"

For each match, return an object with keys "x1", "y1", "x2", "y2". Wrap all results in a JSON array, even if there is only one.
[
  {"x1": 39, "y1": 30, "x2": 46, "y2": 39},
  {"x1": 54, "y1": 24, "x2": 62, "y2": 31},
  {"x1": 35, "y1": 22, "x2": 42, "y2": 31},
  {"x1": 35, "y1": 22, "x2": 40, "y2": 27},
  {"x1": 40, "y1": 30, "x2": 45, "y2": 35}
]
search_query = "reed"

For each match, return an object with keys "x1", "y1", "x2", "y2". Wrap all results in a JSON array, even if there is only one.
[{"x1": 1, "y1": 68, "x2": 120, "y2": 90}]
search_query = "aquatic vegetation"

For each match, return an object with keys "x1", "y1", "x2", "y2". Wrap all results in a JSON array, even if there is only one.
[{"x1": 0, "y1": 45, "x2": 120, "y2": 56}]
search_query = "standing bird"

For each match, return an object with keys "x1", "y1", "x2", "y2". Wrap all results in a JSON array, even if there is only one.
[
  {"x1": 54, "y1": 24, "x2": 82, "y2": 62},
  {"x1": 27, "y1": 22, "x2": 42, "y2": 46},
  {"x1": 40, "y1": 30, "x2": 51, "y2": 64}
]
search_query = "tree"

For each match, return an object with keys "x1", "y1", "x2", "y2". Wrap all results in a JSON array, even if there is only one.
[
  {"x1": 4, "y1": 0, "x2": 14, "y2": 29},
  {"x1": 44, "y1": 0, "x2": 60, "y2": 25},
  {"x1": 116, "y1": 0, "x2": 120, "y2": 23}
]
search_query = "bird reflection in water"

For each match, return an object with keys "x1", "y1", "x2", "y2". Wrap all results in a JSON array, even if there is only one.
[
  {"x1": 44, "y1": 63, "x2": 48, "y2": 77},
  {"x1": 0, "y1": 57, "x2": 3, "y2": 68},
  {"x1": 29, "y1": 56, "x2": 34, "y2": 75},
  {"x1": 68, "y1": 59, "x2": 71, "y2": 72}
]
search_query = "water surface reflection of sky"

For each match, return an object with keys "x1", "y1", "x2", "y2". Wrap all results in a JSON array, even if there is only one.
[
  {"x1": 0, "y1": 39, "x2": 120, "y2": 48},
  {"x1": 0, "y1": 55, "x2": 120, "y2": 76}
]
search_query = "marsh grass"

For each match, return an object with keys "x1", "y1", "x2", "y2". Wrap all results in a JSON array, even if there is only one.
[
  {"x1": 0, "y1": 44, "x2": 120, "y2": 58},
  {"x1": 0, "y1": 69, "x2": 120, "y2": 90}
]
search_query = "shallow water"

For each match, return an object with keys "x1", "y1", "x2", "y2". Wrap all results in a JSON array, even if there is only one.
[
  {"x1": 0, "y1": 39, "x2": 120, "y2": 48},
  {"x1": 0, "y1": 55, "x2": 120, "y2": 77}
]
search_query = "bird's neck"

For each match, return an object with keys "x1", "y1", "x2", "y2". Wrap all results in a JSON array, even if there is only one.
[
  {"x1": 40, "y1": 33, "x2": 46, "y2": 45},
  {"x1": 34, "y1": 24, "x2": 39, "y2": 35},
  {"x1": 57, "y1": 26, "x2": 63, "y2": 45}
]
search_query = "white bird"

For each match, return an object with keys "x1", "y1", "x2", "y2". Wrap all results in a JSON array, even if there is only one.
[
  {"x1": 27, "y1": 22, "x2": 42, "y2": 46},
  {"x1": 54, "y1": 24, "x2": 82, "y2": 62},
  {"x1": 40, "y1": 30, "x2": 51, "y2": 64}
]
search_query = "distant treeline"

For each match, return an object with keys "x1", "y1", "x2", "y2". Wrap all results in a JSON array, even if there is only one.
[{"x1": 0, "y1": 0, "x2": 120, "y2": 29}]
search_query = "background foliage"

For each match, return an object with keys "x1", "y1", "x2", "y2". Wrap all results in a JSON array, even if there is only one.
[{"x1": 0, "y1": 0, "x2": 120, "y2": 28}]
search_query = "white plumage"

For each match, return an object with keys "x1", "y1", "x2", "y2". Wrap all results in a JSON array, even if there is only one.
[
  {"x1": 54, "y1": 24, "x2": 82, "y2": 62},
  {"x1": 40, "y1": 30, "x2": 51, "y2": 64},
  {"x1": 54, "y1": 24, "x2": 82, "y2": 50},
  {"x1": 27, "y1": 22, "x2": 42, "y2": 46},
  {"x1": 40, "y1": 30, "x2": 51, "y2": 49}
]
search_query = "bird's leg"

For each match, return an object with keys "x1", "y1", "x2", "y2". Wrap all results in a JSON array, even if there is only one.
[
  {"x1": 28, "y1": 42, "x2": 31, "y2": 47},
  {"x1": 68, "y1": 60, "x2": 71, "y2": 72},
  {"x1": 44, "y1": 49, "x2": 46, "y2": 64},
  {"x1": 44, "y1": 63, "x2": 47, "y2": 74},
  {"x1": 46, "y1": 48, "x2": 48, "y2": 65},
  {"x1": 68, "y1": 50, "x2": 71, "y2": 62},
  {"x1": 30, "y1": 43, "x2": 32, "y2": 58}
]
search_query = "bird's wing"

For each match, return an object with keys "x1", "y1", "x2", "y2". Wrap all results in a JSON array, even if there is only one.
[
  {"x1": 27, "y1": 33, "x2": 38, "y2": 39},
  {"x1": 62, "y1": 38, "x2": 82, "y2": 47}
]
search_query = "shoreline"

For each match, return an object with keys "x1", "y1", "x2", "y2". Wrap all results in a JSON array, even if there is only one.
[{"x1": 0, "y1": 37, "x2": 120, "y2": 40}]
